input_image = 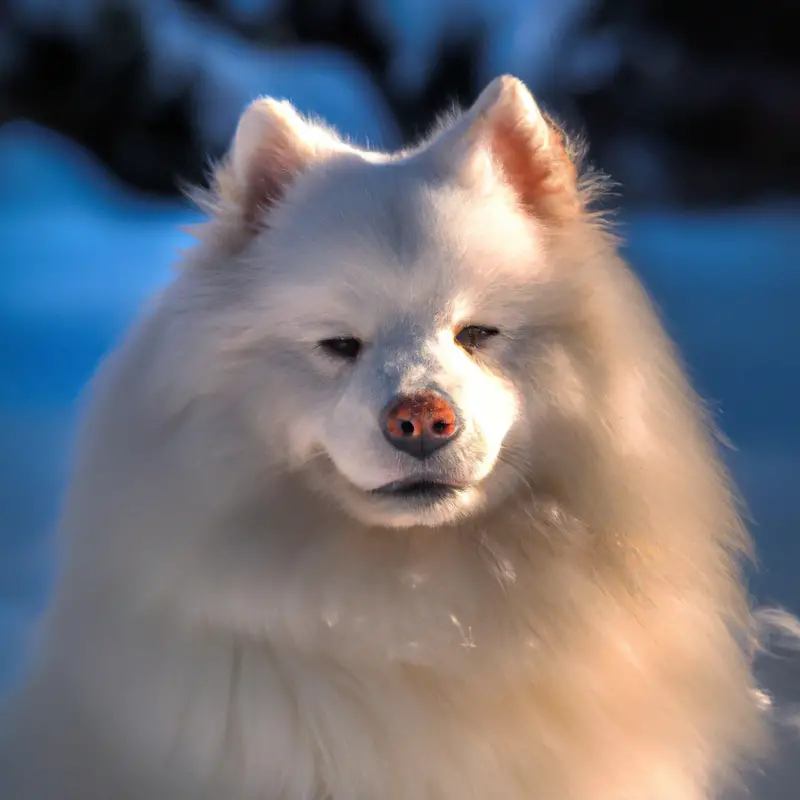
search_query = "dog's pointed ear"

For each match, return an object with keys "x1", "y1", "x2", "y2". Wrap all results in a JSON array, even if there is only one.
[
  {"x1": 208, "y1": 98, "x2": 346, "y2": 235},
  {"x1": 435, "y1": 76, "x2": 581, "y2": 222}
]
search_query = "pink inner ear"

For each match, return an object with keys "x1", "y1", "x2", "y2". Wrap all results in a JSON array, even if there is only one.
[
  {"x1": 491, "y1": 117, "x2": 579, "y2": 221},
  {"x1": 244, "y1": 167, "x2": 283, "y2": 228},
  {"x1": 242, "y1": 135, "x2": 311, "y2": 230}
]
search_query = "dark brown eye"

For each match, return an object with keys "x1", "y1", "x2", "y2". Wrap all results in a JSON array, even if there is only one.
[
  {"x1": 318, "y1": 337, "x2": 362, "y2": 361},
  {"x1": 455, "y1": 325, "x2": 500, "y2": 354}
]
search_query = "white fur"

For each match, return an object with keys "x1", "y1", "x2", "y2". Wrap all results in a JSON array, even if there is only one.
[{"x1": 0, "y1": 76, "x2": 785, "y2": 799}]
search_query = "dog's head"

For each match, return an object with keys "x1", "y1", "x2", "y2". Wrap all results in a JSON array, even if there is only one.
[{"x1": 169, "y1": 76, "x2": 613, "y2": 530}]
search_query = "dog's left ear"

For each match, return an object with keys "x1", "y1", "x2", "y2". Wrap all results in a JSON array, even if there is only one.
[
  {"x1": 434, "y1": 76, "x2": 581, "y2": 223},
  {"x1": 205, "y1": 98, "x2": 348, "y2": 237}
]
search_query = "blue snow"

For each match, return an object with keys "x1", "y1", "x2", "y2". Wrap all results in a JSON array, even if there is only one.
[
  {"x1": 138, "y1": 0, "x2": 401, "y2": 151},
  {"x1": 0, "y1": 122, "x2": 203, "y2": 689}
]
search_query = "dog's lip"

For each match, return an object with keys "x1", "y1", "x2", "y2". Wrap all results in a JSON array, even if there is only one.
[{"x1": 370, "y1": 479, "x2": 467, "y2": 497}]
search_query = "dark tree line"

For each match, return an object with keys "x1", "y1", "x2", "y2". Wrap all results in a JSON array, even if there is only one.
[{"x1": 1, "y1": 0, "x2": 797, "y2": 207}]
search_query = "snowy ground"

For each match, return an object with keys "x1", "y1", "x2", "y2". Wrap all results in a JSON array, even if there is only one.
[{"x1": 1, "y1": 122, "x2": 798, "y2": 795}]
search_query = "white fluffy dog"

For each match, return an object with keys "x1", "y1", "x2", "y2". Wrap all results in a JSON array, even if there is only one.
[{"x1": 0, "y1": 76, "x2": 784, "y2": 799}]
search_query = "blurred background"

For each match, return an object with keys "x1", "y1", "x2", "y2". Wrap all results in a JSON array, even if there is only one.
[{"x1": 0, "y1": 1, "x2": 798, "y2": 788}]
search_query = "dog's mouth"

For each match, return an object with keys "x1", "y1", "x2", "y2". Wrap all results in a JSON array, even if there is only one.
[
  {"x1": 370, "y1": 479, "x2": 466, "y2": 501},
  {"x1": 325, "y1": 470, "x2": 481, "y2": 527}
]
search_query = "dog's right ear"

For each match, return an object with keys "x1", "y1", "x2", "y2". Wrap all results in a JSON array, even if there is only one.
[
  {"x1": 429, "y1": 76, "x2": 582, "y2": 223},
  {"x1": 199, "y1": 98, "x2": 346, "y2": 240}
]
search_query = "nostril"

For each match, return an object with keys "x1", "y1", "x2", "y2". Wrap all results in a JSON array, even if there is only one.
[
  {"x1": 431, "y1": 420, "x2": 448, "y2": 435},
  {"x1": 400, "y1": 420, "x2": 416, "y2": 436}
]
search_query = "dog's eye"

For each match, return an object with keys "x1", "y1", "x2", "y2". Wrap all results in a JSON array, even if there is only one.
[
  {"x1": 455, "y1": 325, "x2": 500, "y2": 354},
  {"x1": 318, "y1": 337, "x2": 362, "y2": 361}
]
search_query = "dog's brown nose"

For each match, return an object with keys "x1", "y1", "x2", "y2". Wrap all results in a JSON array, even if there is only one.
[{"x1": 380, "y1": 390, "x2": 460, "y2": 460}]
